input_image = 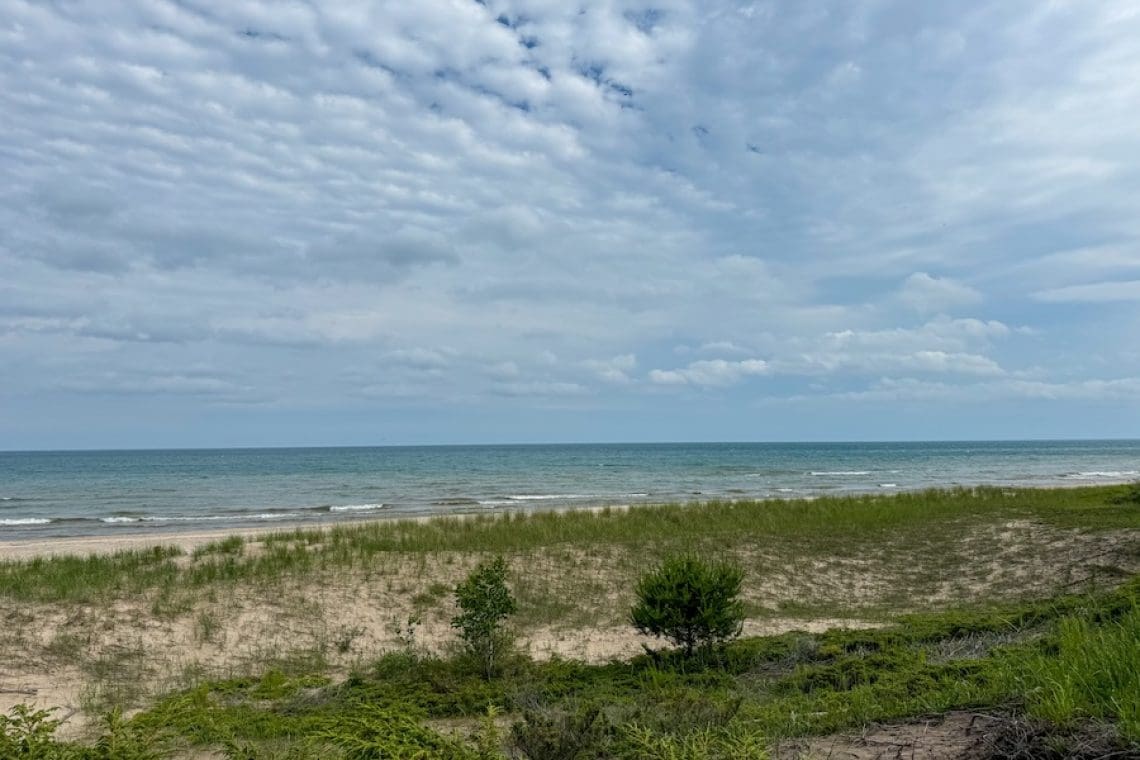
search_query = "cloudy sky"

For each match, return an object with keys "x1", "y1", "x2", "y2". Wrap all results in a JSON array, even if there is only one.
[{"x1": 2, "y1": 1, "x2": 1140, "y2": 448}]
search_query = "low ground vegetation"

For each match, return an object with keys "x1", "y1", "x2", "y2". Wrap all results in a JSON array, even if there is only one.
[
  {"x1": 1, "y1": 484, "x2": 1138, "y2": 757},
  {"x1": 5, "y1": 578, "x2": 1138, "y2": 757}
]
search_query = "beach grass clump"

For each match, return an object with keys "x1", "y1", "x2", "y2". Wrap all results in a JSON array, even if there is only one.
[
  {"x1": 1004, "y1": 604, "x2": 1140, "y2": 740},
  {"x1": 1108, "y1": 481, "x2": 1140, "y2": 505}
]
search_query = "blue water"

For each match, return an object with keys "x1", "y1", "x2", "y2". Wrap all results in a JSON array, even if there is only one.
[{"x1": 1, "y1": 441, "x2": 1138, "y2": 539}]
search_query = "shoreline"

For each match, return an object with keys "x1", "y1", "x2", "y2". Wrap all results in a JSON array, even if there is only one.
[
  {"x1": 0, "y1": 481, "x2": 1133, "y2": 561},
  {"x1": 0, "y1": 502, "x2": 641, "y2": 560}
]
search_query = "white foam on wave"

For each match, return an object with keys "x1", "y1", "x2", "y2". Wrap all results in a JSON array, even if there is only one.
[
  {"x1": 329, "y1": 503, "x2": 387, "y2": 512},
  {"x1": 507, "y1": 494, "x2": 588, "y2": 501},
  {"x1": 627, "y1": 492, "x2": 650, "y2": 497},
  {"x1": 1063, "y1": 471, "x2": 1138, "y2": 480},
  {"x1": 810, "y1": 470, "x2": 871, "y2": 476},
  {"x1": 102, "y1": 513, "x2": 303, "y2": 524},
  {"x1": 146, "y1": 515, "x2": 232, "y2": 522},
  {"x1": 478, "y1": 500, "x2": 514, "y2": 507},
  {"x1": 1, "y1": 518, "x2": 51, "y2": 525},
  {"x1": 879, "y1": 483, "x2": 898, "y2": 488}
]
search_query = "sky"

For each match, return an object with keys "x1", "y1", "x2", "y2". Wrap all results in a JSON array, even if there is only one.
[{"x1": 2, "y1": 1, "x2": 1140, "y2": 449}]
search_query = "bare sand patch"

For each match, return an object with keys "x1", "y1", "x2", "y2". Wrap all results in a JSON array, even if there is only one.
[
  {"x1": 775, "y1": 711, "x2": 1005, "y2": 759},
  {"x1": 523, "y1": 617, "x2": 882, "y2": 663}
]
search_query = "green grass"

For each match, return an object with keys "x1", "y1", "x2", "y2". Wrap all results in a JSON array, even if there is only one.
[
  {"x1": 0, "y1": 485, "x2": 1134, "y2": 607},
  {"x1": 6, "y1": 578, "x2": 1139, "y2": 757},
  {"x1": 1009, "y1": 605, "x2": 1140, "y2": 737},
  {"x1": 26, "y1": 576, "x2": 1140, "y2": 757}
]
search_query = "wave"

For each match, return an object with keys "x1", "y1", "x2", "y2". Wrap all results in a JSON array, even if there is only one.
[
  {"x1": 506, "y1": 494, "x2": 589, "y2": 501},
  {"x1": 810, "y1": 470, "x2": 872, "y2": 476},
  {"x1": 879, "y1": 483, "x2": 898, "y2": 488},
  {"x1": 328, "y1": 503, "x2": 388, "y2": 512},
  {"x1": 431, "y1": 498, "x2": 481, "y2": 506},
  {"x1": 1062, "y1": 470, "x2": 1138, "y2": 480},
  {"x1": 101, "y1": 512, "x2": 305, "y2": 524},
  {"x1": 0, "y1": 517, "x2": 51, "y2": 525}
]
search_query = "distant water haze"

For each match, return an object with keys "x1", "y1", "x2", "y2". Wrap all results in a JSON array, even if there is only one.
[{"x1": 1, "y1": 441, "x2": 1138, "y2": 539}]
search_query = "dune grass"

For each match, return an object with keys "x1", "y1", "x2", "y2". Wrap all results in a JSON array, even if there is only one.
[
  {"x1": 0, "y1": 484, "x2": 1134, "y2": 607},
  {"x1": 7, "y1": 576, "x2": 1137, "y2": 758}
]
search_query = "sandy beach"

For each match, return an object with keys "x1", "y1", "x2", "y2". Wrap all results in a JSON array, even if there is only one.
[
  {"x1": 0, "y1": 526, "x2": 293, "y2": 561},
  {"x1": 0, "y1": 503, "x2": 644, "y2": 561}
]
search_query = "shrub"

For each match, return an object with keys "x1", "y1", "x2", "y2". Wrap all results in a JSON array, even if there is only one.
[
  {"x1": 618, "y1": 723, "x2": 769, "y2": 759},
  {"x1": 452, "y1": 556, "x2": 517, "y2": 679},
  {"x1": 316, "y1": 704, "x2": 480, "y2": 759},
  {"x1": 0, "y1": 704, "x2": 165, "y2": 760},
  {"x1": 511, "y1": 701, "x2": 612, "y2": 759},
  {"x1": 0, "y1": 705, "x2": 63, "y2": 758},
  {"x1": 631, "y1": 554, "x2": 745, "y2": 657}
]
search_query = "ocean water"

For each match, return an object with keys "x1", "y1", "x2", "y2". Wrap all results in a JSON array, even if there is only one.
[{"x1": 1, "y1": 441, "x2": 1138, "y2": 539}]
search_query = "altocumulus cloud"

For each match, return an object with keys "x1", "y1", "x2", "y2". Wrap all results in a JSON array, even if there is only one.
[
  {"x1": 1, "y1": 0, "x2": 1140, "y2": 445},
  {"x1": 650, "y1": 359, "x2": 769, "y2": 388}
]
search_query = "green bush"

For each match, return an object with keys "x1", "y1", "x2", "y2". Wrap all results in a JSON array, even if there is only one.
[
  {"x1": 0, "y1": 705, "x2": 63, "y2": 758},
  {"x1": 631, "y1": 555, "x2": 745, "y2": 657},
  {"x1": 0, "y1": 705, "x2": 164, "y2": 760},
  {"x1": 452, "y1": 556, "x2": 517, "y2": 679},
  {"x1": 511, "y1": 701, "x2": 612, "y2": 759},
  {"x1": 618, "y1": 723, "x2": 768, "y2": 759},
  {"x1": 316, "y1": 704, "x2": 480, "y2": 759}
]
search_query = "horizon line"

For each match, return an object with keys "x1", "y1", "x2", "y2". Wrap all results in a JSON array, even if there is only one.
[{"x1": 3, "y1": 437, "x2": 1139, "y2": 455}]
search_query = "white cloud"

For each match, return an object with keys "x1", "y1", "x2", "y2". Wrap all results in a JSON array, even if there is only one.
[
  {"x1": 697, "y1": 341, "x2": 751, "y2": 356},
  {"x1": 1033, "y1": 279, "x2": 1140, "y2": 303},
  {"x1": 811, "y1": 376, "x2": 1140, "y2": 403},
  {"x1": 907, "y1": 350, "x2": 1004, "y2": 376},
  {"x1": 493, "y1": 381, "x2": 588, "y2": 397},
  {"x1": 582, "y1": 354, "x2": 637, "y2": 384},
  {"x1": 897, "y1": 273, "x2": 982, "y2": 314},
  {"x1": 786, "y1": 350, "x2": 1004, "y2": 377},
  {"x1": 385, "y1": 347, "x2": 453, "y2": 369},
  {"x1": 649, "y1": 359, "x2": 769, "y2": 387}
]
